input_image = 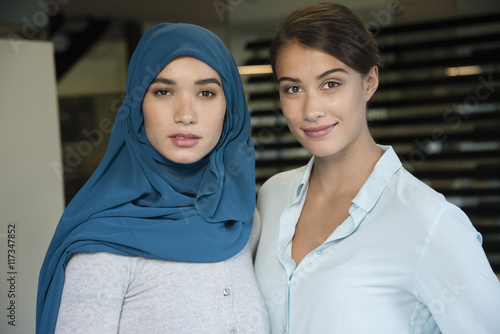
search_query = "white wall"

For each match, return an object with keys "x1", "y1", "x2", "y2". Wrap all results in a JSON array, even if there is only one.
[{"x1": 0, "y1": 39, "x2": 64, "y2": 333}]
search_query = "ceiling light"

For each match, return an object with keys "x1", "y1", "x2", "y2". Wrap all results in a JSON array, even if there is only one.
[
  {"x1": 238, "y1": 64, "x2": 273, "y2": 75},
  {"x1": 445, "y1": 65, "x2": 482, "y2": 76}
]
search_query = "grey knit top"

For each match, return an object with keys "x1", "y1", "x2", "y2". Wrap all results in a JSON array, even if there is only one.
[{"x1": 54, "y1": 212, "x2": 270, "y2": 334}]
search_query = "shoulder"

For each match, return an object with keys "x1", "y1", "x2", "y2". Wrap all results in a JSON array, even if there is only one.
[
  {"x1": 258, "y1": 165, "x2": 307, "y2": 200},
  {"x1": 65, "y1": 252, "x2": 138, "y2": 276},
  {"x1": 68, "y1": 251, "x2": 132, "y2": 264},
  {"x1": 391, "y1": 168, "x2": 475, "y2": 232},
  {"x1": 393, "y1": 167, "x2": 450, "y2": 209},
  {"x1": 244, "y1": 209, "x2": 262, "y2": 252}
]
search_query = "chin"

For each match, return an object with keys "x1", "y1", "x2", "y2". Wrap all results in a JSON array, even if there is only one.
[
  {"x1": 160, "y1": 152, "x2": 198, "y2": 164},
  {"x1": 170, "y1": 157, "x2": 200, "y2": 164},
  {"x1": 304, "y1": 143, "x2": 344, "y2": 159}
]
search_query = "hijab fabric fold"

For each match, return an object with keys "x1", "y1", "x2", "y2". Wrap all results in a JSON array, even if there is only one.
[{"x1": 36, "y1": 23, "x2": 255, "y2": 333}]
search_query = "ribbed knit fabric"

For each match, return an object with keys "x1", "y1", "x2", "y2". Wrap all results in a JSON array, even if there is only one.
[{"x1": 55, "y1": 212, "x2": 269, "y2": 334}]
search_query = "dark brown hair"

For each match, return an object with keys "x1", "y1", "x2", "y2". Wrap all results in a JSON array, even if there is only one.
[{"x1": 269, "y1": 2, "x2": 383, "y2": 76}]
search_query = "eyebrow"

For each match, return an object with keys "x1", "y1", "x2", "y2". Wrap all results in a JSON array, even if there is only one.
[
  {"x1": 277, "y1": 76, "x2": 300, "y2": 84},
  {"x1": 195, "y1": 78, "x2": 222, "y2": 87},
  {"x1": 317, "y1": 68, "x2": 348, "y2": 80},
  {"x1": 150, "y1": 77, "x2": 222, "y2": 87},
  {"x1": 151, "y1": 77, "x2": 175, "y2": 85},
  {"x1": 277, "y1": 68, "x2": 348, "y2": 84}
]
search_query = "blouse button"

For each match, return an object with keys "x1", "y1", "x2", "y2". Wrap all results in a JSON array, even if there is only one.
[{"x1": 223, "y1": 288, "x2": 231, "y2": 296}]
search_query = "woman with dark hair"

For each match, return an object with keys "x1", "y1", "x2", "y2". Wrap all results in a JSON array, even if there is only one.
[
  {"x1": 254, "y1": 3, "x2": 500, "y2": 333},
  {"x1": 37, "y1": 23, "x2": 270, "y2": 334}
]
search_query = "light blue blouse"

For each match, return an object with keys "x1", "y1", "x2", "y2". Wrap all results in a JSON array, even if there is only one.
[{"x1": 255, "y1": 145, "x2": 500, "y2": 334}]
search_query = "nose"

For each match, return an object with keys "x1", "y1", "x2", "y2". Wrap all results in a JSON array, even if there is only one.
[
  {"x1": 302, "y1": 93, "x2": 325, "y2": 121},
  {"x1": 174, "y1": 96, "x2": 197, "y2": 125}
]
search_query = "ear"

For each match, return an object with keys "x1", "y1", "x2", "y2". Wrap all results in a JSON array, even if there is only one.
[{"x1": 364, "y1": 65, "x2": 379, "y2": 102}]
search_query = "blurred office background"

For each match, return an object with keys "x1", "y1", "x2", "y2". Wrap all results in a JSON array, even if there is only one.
[{"x1": 1, "y1": 0, "x2": 499, "y2": 275}]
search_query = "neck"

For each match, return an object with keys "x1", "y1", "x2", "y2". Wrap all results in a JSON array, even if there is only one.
[{"x1": 310, "y1": 136, "x2": 382, "y2": 197}]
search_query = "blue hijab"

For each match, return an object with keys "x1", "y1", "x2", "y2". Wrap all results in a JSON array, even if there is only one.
[{"x1": 36, "y1": 23, "x2": 255, "y2": 333}]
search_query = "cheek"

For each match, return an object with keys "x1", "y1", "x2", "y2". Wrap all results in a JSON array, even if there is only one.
[
  {"x1": 339, "y1": 90, "x2": 366, "y2": 114},
  {"x1": 216, "y1": 101, "x2": 226, "y2": 126},
  {"x1": 143, "y1": 113, "x2": 157, "y2": 137},
  {"x1": 208, "y1": 101, "x2": 226, "y2": 140},
  {"x1": 142, "y1": 98, "x2": 157, "y2": 126},
  {"x1": 213, "y1": 114, "x2": 225, "y2": 136},
  {"x1": 142, "y1": 100, "x2": 167, "y2": 141},
  {"x1": 280, "y1": 99, "x2": 302, "y2": 122},
  {"x1": 142, "y1": 109, "x2": 153, "y2": 135}
]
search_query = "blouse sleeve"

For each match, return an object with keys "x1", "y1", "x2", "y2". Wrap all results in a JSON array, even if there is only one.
[
  {"x1": 54, "y1": 252, "x2": 132, "y2": 334},
  {"x1": 413, "y1": 205, "x2": 500, "y2": 333},
  {"x1": 251, "y1": 209, "x2": 262, "y2": 261}
]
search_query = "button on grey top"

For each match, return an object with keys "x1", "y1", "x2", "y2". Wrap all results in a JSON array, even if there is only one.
[{"x1": 56, "y1": 211, "x2": 270, "y2": 334}]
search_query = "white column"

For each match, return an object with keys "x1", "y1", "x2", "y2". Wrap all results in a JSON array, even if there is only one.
[{"x1": 0, "y1": 38, "x2": 64, "y2": 333}]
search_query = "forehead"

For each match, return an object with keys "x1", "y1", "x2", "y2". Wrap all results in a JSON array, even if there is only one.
[
  {"x1": 275, "y1": 43, "x2": 351, "y2": 77},
  {"x1": 156, "y1": 56, "x2": 221, "y2": 78}
]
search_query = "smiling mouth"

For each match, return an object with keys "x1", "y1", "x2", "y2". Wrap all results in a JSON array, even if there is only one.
[{"x1": 302, "y1": 123, "x2": 337, "y2": 138}]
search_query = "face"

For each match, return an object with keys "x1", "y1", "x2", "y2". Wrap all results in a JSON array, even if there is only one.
[
  {"x1": 142, "y1": 56, "x2": 226, "y2": 164},
  {"x1": 275, "y1": 43, "x2": 378, "y2": 160}
]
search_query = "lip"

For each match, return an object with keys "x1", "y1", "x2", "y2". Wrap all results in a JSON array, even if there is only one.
[
  {"x1": 169, "y1": 133, "x2": 200, "y2": 147},
  {"x1": 302, "y1": 123, "x2": 336, "y2": 138}
]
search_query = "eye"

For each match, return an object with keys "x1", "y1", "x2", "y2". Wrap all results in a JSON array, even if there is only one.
[
  {"x1": 322, "y1": 81, "x2": 340, "y2": 89},
  {"x1": 198, "y1": 90, "x2": 215, "y2": 98},
  {"x1": 153, "y1": 89, "x2": 171, "y2": 96},
  {"x1": 284, "y1": 86, "x2": 302, "y2": 94}
]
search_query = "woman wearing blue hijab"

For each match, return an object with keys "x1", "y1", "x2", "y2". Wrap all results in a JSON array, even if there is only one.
[{"x1": 37, "y1": 23, "x2": 269, "y2": 333}]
